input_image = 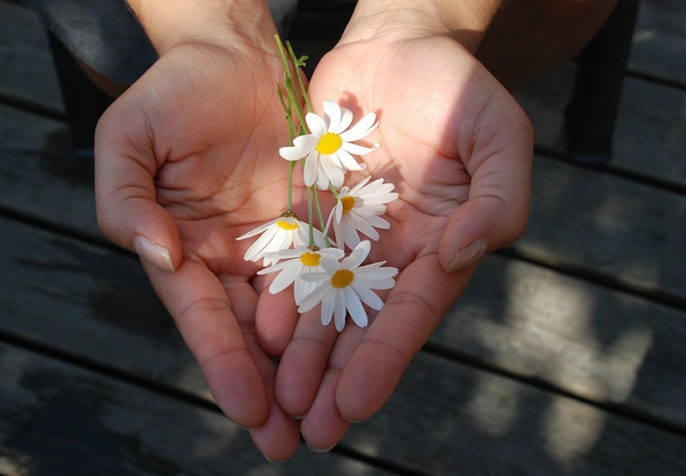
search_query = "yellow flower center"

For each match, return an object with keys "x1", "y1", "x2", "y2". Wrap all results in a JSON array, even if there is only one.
[
  {"x1": 276, "y1": 219, "x2": 299, "y2": 230},
  {"x1": 331, "y1": 269, "x2": 354, "y2": 288},
  {"x1": 300, "y1": 252, "x2": 321, "y2": 267},
  {"x1": 316, "y1": 132, "x2": 343, "y2": 155},
  {"x1": 340, "y1": 196, "x2": 355, "y2": 214}
]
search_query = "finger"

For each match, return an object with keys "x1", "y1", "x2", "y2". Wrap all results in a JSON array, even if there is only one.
[
  {"x1": 299, "y1": 326, "x2": 366, "y2": 451},
  {"x1": 142, "y1": 258, "x2": 269, "y2": 428},
  {"x1": 274, "y1": 306, "x2": 338, "y2": 417},
  {"x1": 223, "y1": 276, "x2": 301, "y2": 461},
  {"x1": 255, "y1": 273, "x2": 300, "y2": 356},
  {"x1": 335, "y1": 255, "x2": 479, "y2": 422},
  {"x1": 94, "y1": 98, "x2": 182, "y2": 272},
  {"x1": 438, "y1": 101, "x2": 533, "y2": 272}
]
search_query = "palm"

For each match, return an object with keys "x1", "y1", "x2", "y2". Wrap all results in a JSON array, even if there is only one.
[
  {"x1": 271, "y1": 34, "x2": 533, "y2": 449},
  {"x1": 96, "y1": 42, "x2": 307, "y2": 459}
]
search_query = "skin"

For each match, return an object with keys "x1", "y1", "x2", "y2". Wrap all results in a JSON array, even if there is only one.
[{"x1": 94, "y1": 0, "x2": 616, "y2": 461}]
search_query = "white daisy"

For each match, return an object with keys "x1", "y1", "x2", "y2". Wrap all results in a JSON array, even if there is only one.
[
  {"x1": 327, "y1": 176, "x2": 398, "y2": 250},
  {"x1": 298, "y1": 240, "x2": 398, "y2": 332},
  {"x1": 236, "y1": 214, "x2": 327, "y2": 266},
  {"x1": 257, "y1": 246, "x2": 346, "y2": 304},
  {"x1": 279, "y1": 100, "x2": 379, "y2": 190}
]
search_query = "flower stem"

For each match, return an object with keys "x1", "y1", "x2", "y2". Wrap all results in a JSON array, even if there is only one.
[
  {"x1": 275, "y1": 35, "x2": 308, "y2": 135},
  {"x1": 286, "y1": 40, "x2": 313, "y2": 114},
  {"x1": 328, "y1": 183, "x2": 339, "y2": 199},
  {"x1": 306, "y1": 186, "x2": 315, "y2": 247},
  {"x1": 313, "y1": 187, "x2": 331, "y2": 247}
]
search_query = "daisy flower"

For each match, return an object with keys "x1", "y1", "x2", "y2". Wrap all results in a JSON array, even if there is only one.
[
  {"x1": 258, "y1": 246, "x2": 346, "y2": 304},
  {"x1": 279, "y1": 100, "x2": 379, "y2": 190},
  {"x1": 328, "y1": 176, "x2": 398, "y2": 250},
  {"x1": 236, "y1": 214, "x2": 327, "y2": 266},
  {"x1": 298, "y1": 240, "x2": 398, "y2": 332}
]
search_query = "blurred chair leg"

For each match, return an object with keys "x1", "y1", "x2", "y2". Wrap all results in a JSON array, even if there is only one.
[
  {"x1": 565, "y1": 0, "x2": 641, "y2": 164},
  {"x1": 46, "y1": 31, "x2": 113, "y2": 158}
]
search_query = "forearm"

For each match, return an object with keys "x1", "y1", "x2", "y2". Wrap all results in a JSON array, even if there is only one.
[
  {"x1": 341, "y1": 0, "x2": 504, "y2": 52},
  {"x1": 477, "y1": 0, "x2": 619, "y2": 89},
  {"x1": 126, "y1": 0, "x2": 277, "y2": 54}
]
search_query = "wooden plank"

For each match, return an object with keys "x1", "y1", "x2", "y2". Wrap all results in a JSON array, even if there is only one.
[
  {"x1": 3, "y1": 214, "x2": 686, "y2": 449},
  {"x1": 0, "y1": 342, "x2": 391, "y2": 475},
  {"x1": 631, "y1": 0, "x2": 686, "y2": 85},
  {"x1": 516, "y1": 155, "x2": 686, "y2": 299},
  {"x1": 354, "y1": 351, "x2": 686, "y2": 475},
  {"x1": 0, "y1": 1, "x2": 64, "y2": 114},
  {"x1": 436, "y1": 255, "x2": 686, "y2": 428},
  {"x1": 0, "y1": 103, "x2": 101, "y2": 240},
  {"x1": 515, "y1": 64, "x2": 686, "y2": 187},
  {"x1": 2, "y1": 226, "x2": 686, "y2": 473}
]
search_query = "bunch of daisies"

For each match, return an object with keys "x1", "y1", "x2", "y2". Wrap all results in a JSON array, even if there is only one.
[{"x1": 237, "y1": 37, "x2": 398, "y2": 332}]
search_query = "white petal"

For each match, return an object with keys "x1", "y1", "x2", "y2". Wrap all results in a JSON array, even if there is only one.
[
  {"x1": 257, "y1": 260, "x2": 290, "y2": 275},
  {"x1": 294, "y1": 277, "x2": 318, "y2": 305},
  {"x1": 321, "y1": 292, "x2": 335, "y2": 326},
  {"x1": 320, "y1": 157, "x2": 345, "y2": 189},
  {"x1": 262, "y1": 247, "x2": 306, "y2": 261},
  {"x1": 342, "y1": 240, "x2": 371, "y2": 269},
  {"x1": 305, "y1": 112, "x2": 327, "y2": 136},
  {"x1": 351, "y1": 284, "x2": 385, "y2": 310},
  {"x1": 319, "y1": 255, "x2": 340, "y2": 273},
  {"x1": 364, "y1": 215, "x2": 391, "y2": 229},
  {"x1": 341, "y1": 220, "x2": 361, "y2": 249},
  {"x1": 349, "y1": 214, "x2": 380, "y2": 240},
  {"x1": 333, "y1": 107, "x2": 354, "y2": 134},
  {"x1": 334, "y1": 149, "x2": 366, "y2": 172},
  {"x1": 303, "y1": 151, "x2": 319, "y2": 187},
  {"x1": 341, "y1": 141, "x2": 378, "y2": 156},
  {"x1": 269, "y1": 262, "x2": 300, "y2": 294},
  {"x1": 293, "y1": 133, "x2": 320, "y2": 151},
  {"x1": 280, "y1": 144, "x2": 307, "y2": 161},
  {"x1": 354, "y1": 277, "x2": 397, "y2": 290},
  {"x1": 348, "y1": 176, "x2": 372, "y2": 195},
  {"x1": 320, "y1": 247, "x2": 346, "y2": 259},
  {"x1": 323, "y1": 100, "x2": 341, "y2": 131},
  {"x1": 299, "y1": 282, "x2": 331, "y2": 313},
  {"x1": 356, "y1": 265, "x2": 398, "y2": 280},
  {"x1": 334, "y1": 289, "x2": 347, "y2": 332},
  {"x1": 339, "y1": 112, "x2": 378, "y2": 142},
  {"x1": 344, "y1": 287, "x2": 368, "y2": 328},
  {"x1": 300, "y1": 271, "x2": 331, "y2": 282},
  {"x1": 236, "y1": 218, "x2": 278, "y2": 240},
  {"x1": 242, "y1": 225, "x2": 279, "y2": 261}
]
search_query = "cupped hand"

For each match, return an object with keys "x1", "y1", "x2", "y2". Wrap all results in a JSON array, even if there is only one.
[
  {"x1": 268, "y1": 30, "x2": 533, "y2": 450},
  {"x1": 94, "y1": 40, "x2": 305, "y2": 461}
]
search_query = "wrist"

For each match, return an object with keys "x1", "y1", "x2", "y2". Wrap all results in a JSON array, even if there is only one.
[
  {"x1": 127, "y1": 0, "x2": 278, "y2": 55},
  {"x1": 341, "y1": 0, "x2": 503, "y2": 53}
]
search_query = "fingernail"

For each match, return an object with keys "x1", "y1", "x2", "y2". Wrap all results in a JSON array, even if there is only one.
[
  {"x1": 262, "y1": 452, "x2": 292, "y2": 464},
  {"x1": 306, "y1": 441, "x2": 337, "y2": 453},
  {"x1": 133, "y1": 236, "x2": 175, "y2": 272},
  {"x1": 447, "y1": 238, "x2": 488, "y2": 273}
]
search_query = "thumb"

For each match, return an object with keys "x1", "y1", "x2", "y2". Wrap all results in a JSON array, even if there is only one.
[
  {"x1": 438, "y1": 122, "x2": 533, "y2": 273},
  {"x1": 94, "y1": 100, "x2": 182, "y2": 273}
]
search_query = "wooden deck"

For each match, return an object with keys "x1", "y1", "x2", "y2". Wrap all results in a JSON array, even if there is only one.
[{"x1": 1, "y1": 1, "x2": 686, "y2": 474}]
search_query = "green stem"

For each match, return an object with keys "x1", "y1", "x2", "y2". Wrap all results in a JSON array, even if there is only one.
[
  {"x1": 306, "y1": 186, "x2": 315, "y2": 247},
  {"x1": 286, "y1": 40, "x2": 313, "y2": 114},
  {"x1": 287, "y1": 161, "x2": 295, "y2": 211},
  {"x1": 313, "y1": 187, "x2": 331, "y2": 247},
  {"x1": 275, "y1": 35, "x2": 308, "y2": 135},
  {"x1": 328, "y1": 183, "x2": 339, "y2": 199}
]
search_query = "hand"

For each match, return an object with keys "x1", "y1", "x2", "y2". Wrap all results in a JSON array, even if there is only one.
[
  {"x1": 94, "y1": 38, "x2": 304, "y2": 461},
  {"x1": 265, "y1": 8, "x2": 533, "y2": 450}
]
